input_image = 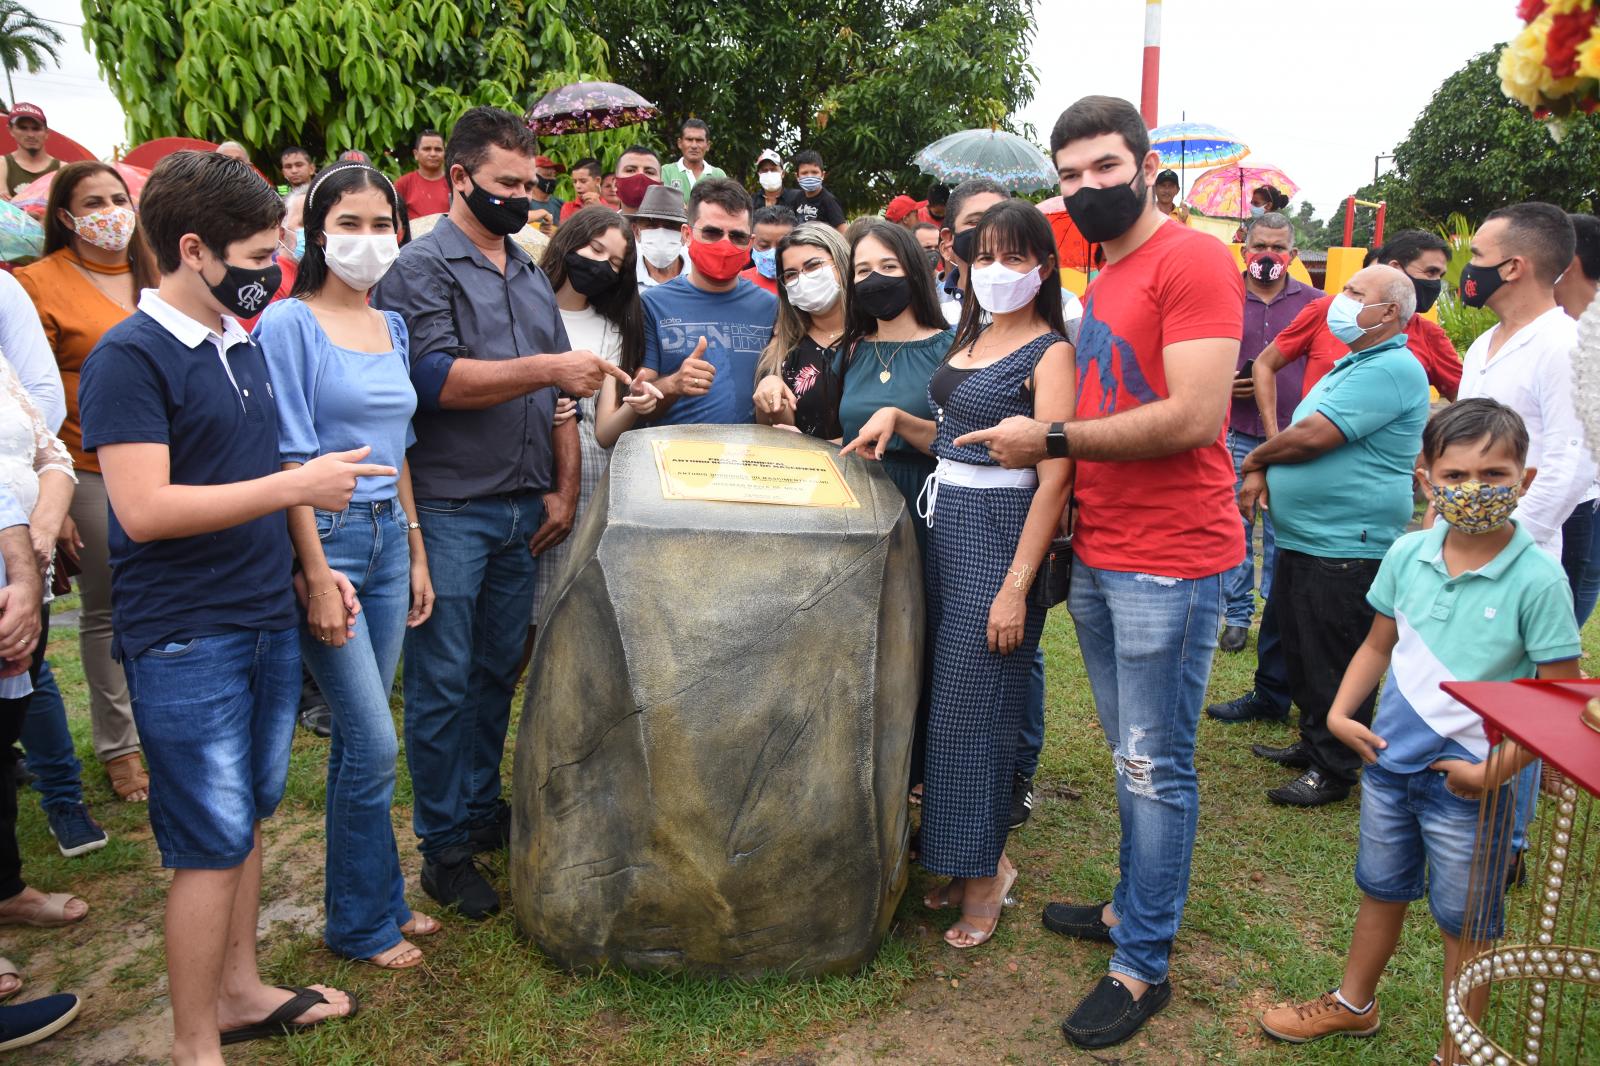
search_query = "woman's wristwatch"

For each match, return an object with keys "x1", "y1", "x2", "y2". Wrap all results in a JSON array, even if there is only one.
[{"x1": 1045, "y1": 421, "x2": 1069, "y2": 459}]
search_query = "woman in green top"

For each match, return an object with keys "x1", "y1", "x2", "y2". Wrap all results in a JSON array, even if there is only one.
[{"x1": 837, "y1": 219, "x2": 952, "y2": 556}]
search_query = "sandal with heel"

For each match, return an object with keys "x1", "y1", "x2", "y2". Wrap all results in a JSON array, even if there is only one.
[{"x1": 944, "y1": 866, "x2": 1018, "y2": 949}]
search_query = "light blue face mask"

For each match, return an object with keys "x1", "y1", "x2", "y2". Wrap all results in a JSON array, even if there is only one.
[
  {"x1": 1325, "y1": 292, "x2": 1388, "y2": 345},
  {"x1": 797, "y1": 175, "x2": 824, "y2": 193},
  {"x1": 1250, "y1": 204, "x2": 1265, "y2": 218},
  {"x1": 277, "y1": 227, "x2": 305, "y2": 262},
  {"x1": 752, "y1": 246, "x2": 777, "y2": 279}
]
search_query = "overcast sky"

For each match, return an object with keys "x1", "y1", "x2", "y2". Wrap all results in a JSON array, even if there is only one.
[{"x1": 16, "y1": 0, "x2": 1523, "y2": 219}]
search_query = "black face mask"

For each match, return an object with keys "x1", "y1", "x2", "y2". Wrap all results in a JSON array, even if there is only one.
[
  {"x1": 952, "y1": 227, "x2": 977, "y2": 265},
  {"x1": 1064, "y1": 172, "x2": 1147, "y2": 244},
  {"x1": 204, "y1": 258, "x2": 280, "y2": 319},
  {"x1": 463, "y1": 178, "x2": 530, "y2": 236},
  {"x1": 1411, "y1": 275, "x2": 1443, "y2": 315},
  {"x1": 926, "y1": 249, "x2": 944, "y2": 272},
  {"x1": 536, "y1": 176, "x2": 559, "y2": 196},
  {"x1": 563, "y1": 251, "x2": 622, "y2": 298},
  {"x1": 855, "y1": 271, "x2": 913, "y2": 321},
  {"x1": 1460, "y1": 259, "x2": 1512, "y2": 309}
]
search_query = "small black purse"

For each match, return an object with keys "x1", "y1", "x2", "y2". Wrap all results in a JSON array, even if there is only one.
[{"x1": 1029, "y1": 534, "x2": 1073, "y2": 610}]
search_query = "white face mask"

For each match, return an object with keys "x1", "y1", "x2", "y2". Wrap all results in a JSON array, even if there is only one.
[
  {"x1": 785, "y1": 265, "x2": 841, "y2": 313},
  {"x1": 638, "y1": 228, "x2": 685, "y2": 269},
  {"x1": 758, "y1": 171, "x2": 783, "y2": 192},
  {"x1": 323, "y1": 232, "x2": 400, "y2": 291},
  {"x1": 970, "y1": 262, "x2": 1043, "y2": 314}
]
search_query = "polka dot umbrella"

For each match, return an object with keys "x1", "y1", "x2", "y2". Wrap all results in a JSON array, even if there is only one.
[{"x1": 912, "y1": 128, "x2": 1057, "y2": 194}]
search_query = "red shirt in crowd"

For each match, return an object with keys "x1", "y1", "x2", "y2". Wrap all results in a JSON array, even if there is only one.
[
  {"x1": 739, "y1": 265, "x2": 777, "y2": 294},
  {"x1": 1274, "y1": 294, "x2": 1461, "y2": 400},
  {"x1": 394, "y1": 170, "x2": 451, "y2": 218},
  {"x1": 1071, "y1": 221, "x2": 1247, "y2": 578}
]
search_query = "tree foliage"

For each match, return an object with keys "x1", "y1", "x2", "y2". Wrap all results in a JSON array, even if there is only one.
[
  {"x1": 80, "y1": 0, "x2": 617, "y2": 168},
  {"x1": 0, "y1": 1, "x2": 64, "y2": 109},
  {"x1": 1350, "y1": 47, "x2": 1600, "y2": 233},
  {"x1": 576, "y1": 0, "x2": 1039, "y2": 212}
]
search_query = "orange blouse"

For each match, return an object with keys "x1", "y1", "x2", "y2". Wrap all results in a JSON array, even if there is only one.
[{"x1": 14, "y1": 249, "x2": 135, "y2": 473}]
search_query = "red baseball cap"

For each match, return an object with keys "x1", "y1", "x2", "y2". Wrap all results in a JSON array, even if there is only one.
[
  {"x1": 8, "y1": 103, "x2": 46, "y2": 128},
  {"x1": 534, "y1": 156, "x2": 566, "y2": 173},
  {"x1": 885, "y1": 194, "x2": 926, "y2": 224}
]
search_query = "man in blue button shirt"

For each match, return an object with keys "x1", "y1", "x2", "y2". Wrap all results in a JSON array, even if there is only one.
[
  {"x1": 371, "y1": 108, "x2": 628, "y2": 920},
  {"x1": 1235, "y1": 265, "x2": 1431, "y2": 808}
]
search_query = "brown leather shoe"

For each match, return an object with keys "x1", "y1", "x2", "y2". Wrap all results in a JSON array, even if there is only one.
[{"x1": 1260, "y1": 992, "x2": 1380, "y2": 1043}]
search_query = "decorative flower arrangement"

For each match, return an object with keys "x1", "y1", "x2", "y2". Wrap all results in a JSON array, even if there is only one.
[{"x1": 1499, "y1": 0, "x2": 1600, "y2": 123}]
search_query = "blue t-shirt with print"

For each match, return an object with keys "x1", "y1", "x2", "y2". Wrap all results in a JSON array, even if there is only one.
[{"x1": 642, "y1": 274, "x2": 776, "y2": 425}]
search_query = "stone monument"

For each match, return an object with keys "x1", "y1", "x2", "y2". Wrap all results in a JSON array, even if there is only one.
[{"x1": 511, "y1": 424, "x2": 922, "y2": 978}]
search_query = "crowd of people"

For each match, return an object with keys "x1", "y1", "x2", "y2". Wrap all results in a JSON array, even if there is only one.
[{"x1": 0, "y1": 89, "x2": 1591, "y2": 1066}]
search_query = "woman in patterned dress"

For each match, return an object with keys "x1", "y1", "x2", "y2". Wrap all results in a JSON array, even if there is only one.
[{"x1": 845, "y1": 201, "x2": 1073, "y2": 948}]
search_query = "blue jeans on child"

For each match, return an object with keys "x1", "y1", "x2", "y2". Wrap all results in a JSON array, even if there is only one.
[
  {"x1": 301, "y1": 501, "x2": 413, "y2": 959},
  {"x1": 1224, "y1": 429, "x2": 1275, "y2": 627},
  {"x1": 1356, "y1": 763, "x2": 1514, "y2": 938},
  {"x1": 1068, "y1": 560, "x2": 1223, "y2": 986},
  {"x1": 403, "y1": 493, "x2": 541, "y2": 860},
  {"x1": 123, "y1": 628, "x2": 300, "y2": 869}
]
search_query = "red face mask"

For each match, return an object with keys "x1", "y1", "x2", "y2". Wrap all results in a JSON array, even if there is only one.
[
  {"x1": 688, "y1": 237, "x2": 749, "y2": 282},
  {"x1": 616, "y1": 173, "x2": 661, "y2": 208},
  {"x1": 1247, "y1": 250, "x2": 1288, "y2": 283}
]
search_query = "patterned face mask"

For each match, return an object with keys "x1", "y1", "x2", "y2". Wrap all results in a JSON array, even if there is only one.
[
  {"x1": 1430, "y1": 479, "x2": 1520, "y2": 534},
  {"x1": 71, "y1": 206, "x2": 137, "y2": 252}
]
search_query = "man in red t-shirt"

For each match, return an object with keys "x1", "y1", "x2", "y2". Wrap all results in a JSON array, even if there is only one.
[
  {"x1": 1251, "y1": 230, "x2": 1459, "y2": 434},
  {"x1": 393, "y1": 129, "x2": 450, "y2": 220},
  {"x1": 955, "y1": 95, "x2": 1243, "y2": 1051}
]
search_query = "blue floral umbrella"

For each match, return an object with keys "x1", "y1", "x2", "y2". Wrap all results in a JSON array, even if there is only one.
[
  {"x1": 1148, "y1": 121, "x2": 1249, "y2": 171},
  {"x1": 912, "y1": 128, "x2": 1057, "y2": 194}
]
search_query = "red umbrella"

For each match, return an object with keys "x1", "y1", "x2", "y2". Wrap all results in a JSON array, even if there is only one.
[
  {"x1": 122, "y1": 137, "x2": 218, "y2": 170},
  {"x1": 10, "y1": 162, "x2": 150, "y2": 218},
  {"x1": 0, "y1": 118, "x2": 96, "y2": 164}
]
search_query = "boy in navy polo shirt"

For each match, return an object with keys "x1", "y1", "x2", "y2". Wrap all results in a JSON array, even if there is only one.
[
  {"x1": 1259, "y1": 399, "x2": 1582, "y2": 1062},
  {"x1": 78, "y1": 151, "x2": 390, "y2": 1062}
]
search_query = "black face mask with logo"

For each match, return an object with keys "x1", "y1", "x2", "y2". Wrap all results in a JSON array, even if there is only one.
[
  {"x1": 205, "y1": 259, "x2": 281, "y2": 318},
  {"x1": 463, "y1": 179, "x2": 531, "y2": 236}
]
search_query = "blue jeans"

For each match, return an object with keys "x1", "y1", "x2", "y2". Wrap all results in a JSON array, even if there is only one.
[
  {"x1": 20, "y1": 660, "x2": 84, "y2": 809},
  {"x1": 1356, "y1": 763, "x2": 1514, "y2": 938},
  {"x1": 1225, "y1": 429, "x2": 1274, "y2": 626},
  {"x1": 404, "y1": 493, "x2": 541, "y2": 859},
  {"x1": 1562, "y1": 499, "x2": 1600, "y2": 626},
  {"x1": 1014, "y1": 648, "x2": 1046, "y2": 779},
  {"x1": 1068, "y1": 560, "x2": 1223, "y2": 985},
  {"x1": 301, "y1": 501, "x2": 413, "y2": 959},
  {"x1": 123, "y1": 628, "x2": 300, "y2": 869}
]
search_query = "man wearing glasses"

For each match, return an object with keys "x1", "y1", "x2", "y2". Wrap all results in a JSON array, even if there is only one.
[{"x1": 638, "y1": 179, "x2": 778, "y2": 424}]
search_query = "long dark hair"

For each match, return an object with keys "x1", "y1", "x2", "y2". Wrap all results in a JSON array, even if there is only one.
[
  {"x1": 840, "y1": 219, "x2": 946, "y2": 368},
  {"x1": 540, "y1": 205, "x2": 645, "y2": 375},
  {"x1": 43, "y1": 160, "x2": 157, "y2": 290},
  {"x1": 291, "y1": 162, "x2": 401, "y2": 298},
  {"x1": 949, "y1": 199, "x2": 1067, "y2": 357}
]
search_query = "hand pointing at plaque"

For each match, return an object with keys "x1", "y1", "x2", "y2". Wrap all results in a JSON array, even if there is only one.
[{"x1": 552, "y1": 349, "x2": 634, "y2": 398}]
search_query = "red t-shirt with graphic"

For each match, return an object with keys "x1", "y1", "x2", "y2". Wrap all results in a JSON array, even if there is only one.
[{"x1": 1072, "y1": 221, "x2": 1246, "y2": 578}]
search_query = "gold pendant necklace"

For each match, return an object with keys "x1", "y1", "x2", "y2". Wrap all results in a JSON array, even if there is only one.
[{"x1": 877, "y1": 339, "x2": 911, "y2": 384}]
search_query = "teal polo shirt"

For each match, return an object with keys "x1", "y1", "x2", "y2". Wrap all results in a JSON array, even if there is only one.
[
  {"x1": 1365, "y1": 520, "x2": 1581, "y2": 772},
  {"x1": 1266, "y1": 331, "x2": 1430, "y2": 559}
]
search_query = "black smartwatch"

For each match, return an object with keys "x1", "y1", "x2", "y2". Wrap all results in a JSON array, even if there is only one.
[{"x1": 1045, "y1": 421, "x2": 1069, "y2": 459}]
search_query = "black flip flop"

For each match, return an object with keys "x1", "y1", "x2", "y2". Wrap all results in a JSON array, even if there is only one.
[{"x1": 220, "y1": 985, "x2": 360, "y2": 1046}]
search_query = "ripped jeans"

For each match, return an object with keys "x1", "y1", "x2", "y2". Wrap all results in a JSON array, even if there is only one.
[{"x1": 1067, "y1": 559, "x2": 1223, "y2": 986}]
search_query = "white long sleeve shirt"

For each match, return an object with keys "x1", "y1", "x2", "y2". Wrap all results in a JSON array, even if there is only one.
[{"x1": 1459, "y1": 305, "x2": 1598, "y2": 556}]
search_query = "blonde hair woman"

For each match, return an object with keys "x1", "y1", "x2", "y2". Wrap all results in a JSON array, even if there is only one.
[{"x1": 752, "y1": 223, "x2": 850, "y2": 439}]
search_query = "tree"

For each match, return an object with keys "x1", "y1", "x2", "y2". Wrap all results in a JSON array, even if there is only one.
[
  {"x1": 576, "y1": 0, "x2": 1039, "y2": 212},
  {"x1": 1350, "y1": 47, "x2": 1600, "y2": 232},
  {"x1": 81, "y1": 0, "x2": 618, "y2": 169},
  {"x1": 0, "y1": 1, "x2": 63, "y2": 110}
]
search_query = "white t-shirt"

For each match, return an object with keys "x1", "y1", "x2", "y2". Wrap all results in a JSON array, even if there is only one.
[
  {"x1": 1459, "y1": 304, "x2": 1598, "y2": 556},
  {"x1": 558, "y1": 303, "x2": 622, "y2": 366}
]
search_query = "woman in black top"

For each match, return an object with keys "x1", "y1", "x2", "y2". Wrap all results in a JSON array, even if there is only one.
[{"x1": 752, "y1": 223, "x2": 851, "y2": 439}]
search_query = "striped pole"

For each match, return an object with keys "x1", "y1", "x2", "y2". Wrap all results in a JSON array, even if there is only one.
[{"x1": 1141, "y1": 0, "x2": 1162, "y2": 128}]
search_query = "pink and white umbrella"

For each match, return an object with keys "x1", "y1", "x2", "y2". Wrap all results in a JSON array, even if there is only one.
[{"x1": 1185, "y1": 163, "x2": 1298, "y2": 220}]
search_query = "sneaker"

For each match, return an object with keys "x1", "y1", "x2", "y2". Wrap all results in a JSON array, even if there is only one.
[
  {"x1": 1267, "y1": 769, "x2": 1351, "y2": 807},
  {"x1": 297, "y1": 703, "x2": 332, "y2": 738},
  {"x1": 1219, "y1": 624, "x2": 1249, "y2": 653},
  {"x1": 0, "y1": 993, "x2": 82, "y2": 1052},
  {"x1": 1206, "y1": 690, "x2": 1288, "y2": 723},
  {"x1": 1251, "y1": 740, "x2": 1311, "y2": 768},
  {"x1": 1041, "y1": 900, "x2": 1114, "y2": 944},
  {"x1": 467, "y1": 800, "x2": 512, "y2": 853},
  {"x1": 1259, "y1": 991, "x2": 1381, "y2": 1043},
  {"x1": 1060, "y1": 975, "x2": 1171, "y2": 1049},
  {"x1": 43, "y1": 803, "x2": 108, "y2": 858},
  {"x1": 420, "y1": 849, "x2": 500, "y2": 920},
  {"x1": 1008, "y1": 773, "x2": 1034, "y2": 830}
]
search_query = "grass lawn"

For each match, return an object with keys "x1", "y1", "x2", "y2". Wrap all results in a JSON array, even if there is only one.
[{"x1": 10, "y1": 597, "x2": 1600, "y2": 1065}]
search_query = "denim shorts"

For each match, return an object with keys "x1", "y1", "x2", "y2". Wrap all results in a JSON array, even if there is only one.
[
  {"x1": 1355, "y1": 762, "x2": 1512, "y2": 938},
  {"x1": 123, "y1": 628, "x2": 300, "y2": 869}
]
